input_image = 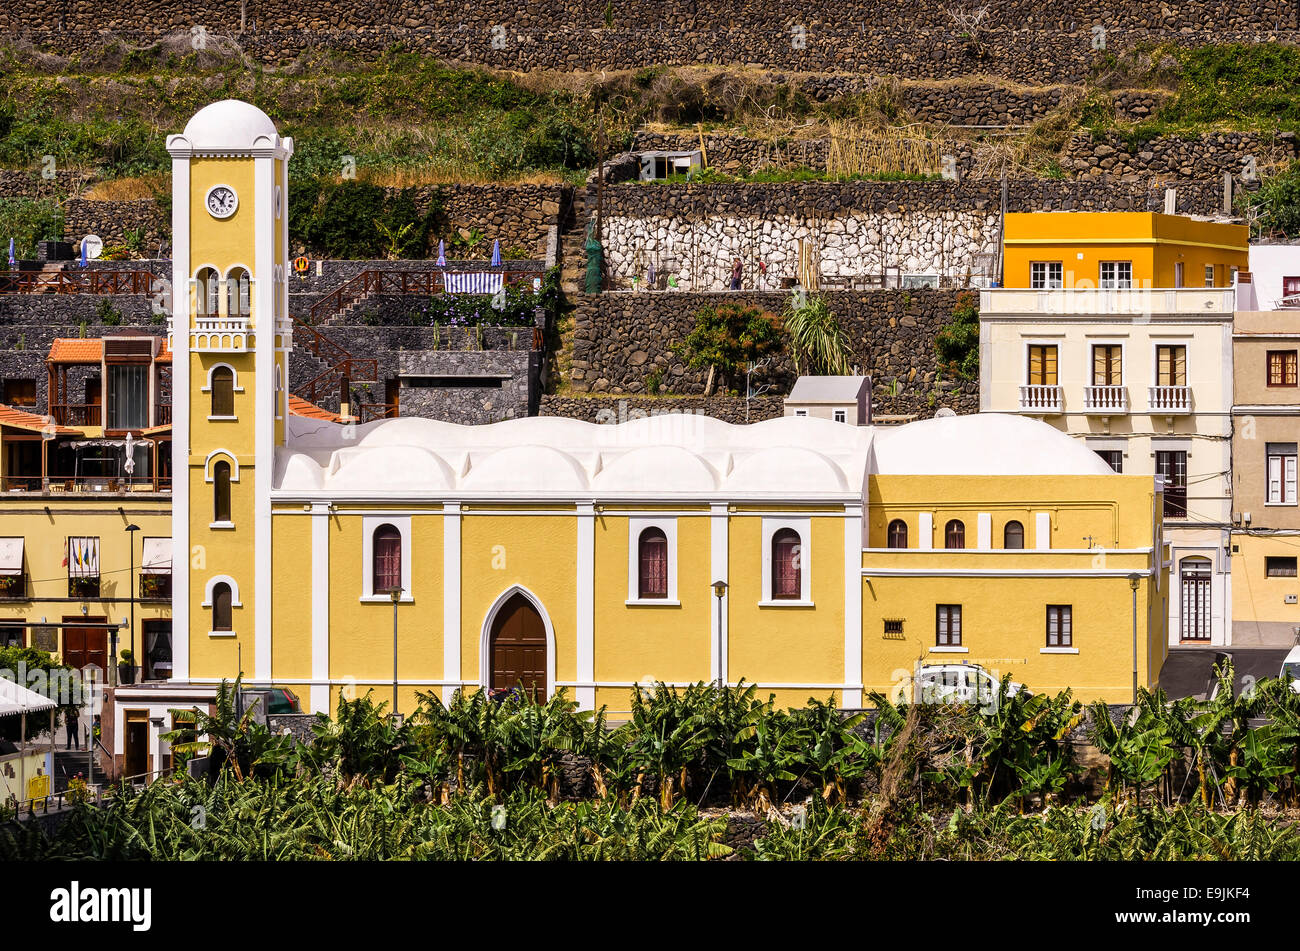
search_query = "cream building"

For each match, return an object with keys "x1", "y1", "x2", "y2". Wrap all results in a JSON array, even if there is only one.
[{"x1": 980, "y1": 284, "x2": 1235, "y2": 646}]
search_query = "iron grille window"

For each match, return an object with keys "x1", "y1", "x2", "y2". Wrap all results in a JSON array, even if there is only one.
[
  {"x1": 1003, "y1": 521, "x2": 1024, "y2": 549},
  {"x1": 1266, "y1": 557, "x2": 1298, "y2": 578},
  {"x1": 884, "y1": 619, "x2": 904, "y2": 635},
  {"x1": 637, "y1": 528, "x2": 668, "y2": 598},
  {"x1": 945, "y1": 520, "x2": 965, "y2": 549}
]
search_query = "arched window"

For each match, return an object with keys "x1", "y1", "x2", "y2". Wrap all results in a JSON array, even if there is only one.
[
  {"x1": 210, "y1": 366, "x2": 235, "y2": 417},
  {"x1": 638, "y1": 528, "x2": 668, "y2": 598},
  {"x1": 226, "y1": 267, "x2": 251, "y2": 317},
  {"x1": 945, "y1": 519, "x2": 965, "y2": 549},
  {"x1": 195, "y1": 267, "x2": 219, "y2": 318},
  {"x1": 212, "y1": 582, "x2": 233, "y2": 632},
  {"x1": 373, "y1": 524, "x2": 402, "y2": 595},
  {"x1": 1004, "y1": 520, "x2": 1025, "y2": 549},
  {"x1": 772, "y1": 528, "x2": 802, "y2": 599},
  {"x1": 213, "y1": 460, "x2": 231, "y2": 523},
  {"x1": 887, "y1": 519, "x2": 908, "y2": 549}
]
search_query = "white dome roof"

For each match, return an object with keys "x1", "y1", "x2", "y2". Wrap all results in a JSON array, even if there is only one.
[
  {"x1": 728, "y1": 446, "x2": 849, "y2": 492},
  {"x1": 461, "y1": 445, "x2": 589, "y2": 492},
  {"x1": 871, "y1": 413, "x2": 1115, "y2": 476},
  {"x1": 182, "y1": 100, "x2": 279, "y2": 150},
  {"x1": 593, "y1": 446, "x2": 719, "y2": 493},
  {"x1": 327, "y1": 446, "x2": 455, "y2": 491}
]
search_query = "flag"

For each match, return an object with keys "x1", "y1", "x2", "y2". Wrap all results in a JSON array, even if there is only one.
[{"x1": 62, "y1": 537, "x2": 68, "y2": 568}]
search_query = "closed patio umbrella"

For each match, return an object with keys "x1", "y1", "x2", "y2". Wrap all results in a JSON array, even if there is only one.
[
  {"x1": 436, "y1": 239, "x2": 446, "y2": 267},
  {"x1": 490, "y1": 239, "x2": 501, "y2": 267}
]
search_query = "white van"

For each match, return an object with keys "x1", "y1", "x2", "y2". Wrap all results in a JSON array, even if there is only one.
[
  {"x1": 914, "y1": 663, "x2": 1027, "y2": 707},
  {"x1": 1279, "y1": 646, "x2": 1300, "y2": 694}
]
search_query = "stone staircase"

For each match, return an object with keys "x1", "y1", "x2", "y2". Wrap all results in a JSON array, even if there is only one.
[{"x1": 558, "y1": 187, "x2": 593, "y2": 295}]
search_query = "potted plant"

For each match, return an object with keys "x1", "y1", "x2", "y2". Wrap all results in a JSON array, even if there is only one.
[{"x1": 118, "y1": 649, "x2": 135, "y2": 686}]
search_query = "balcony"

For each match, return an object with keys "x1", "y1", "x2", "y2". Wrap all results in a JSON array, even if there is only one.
[
  {"x1": 981, "y1": 287, "x2": 1237, "y2": 316},
  {"x1": 191, "y1": 316, "x2": 253, "y2": 352},
  {"x1": 1019, "y1": 384, "x2": 1063, "y2": 414},
  {"x1": 51, "y1": 403, "x2": 101, "y2": 427},
  {"x1": 1083, "y1": 385, "x2": 1129, "y2": 414},
  {"x1": 1149, "y1": 385, "x2": 1192, "y2": 414},
  {"x1": 1, "y1": 475, "x2": 171, "y2": 495}
]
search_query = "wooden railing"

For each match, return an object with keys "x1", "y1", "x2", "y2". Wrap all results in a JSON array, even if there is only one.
[
  {"x1": 0, "y1": 270, "x2": 159, "y2": 295},
  {"x1": 308, "y1": 268, "x2": 536, "y2": 323},
  {"x1": 51, "y1": 403, "x2": 101, "y2": 426},
  {"x1": 358, "y1": 403, "x2": 398, "y2": 423},
  {"x1": 3, "y1": 475, "x2": 170, "y2": 494},
  {"x1": 292, "y1": 318, "x2": 378, "y2": 409}
]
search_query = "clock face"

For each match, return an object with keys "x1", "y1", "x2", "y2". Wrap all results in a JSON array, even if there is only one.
[{"x1": 206, "y1": 185, "x2": 238, "y2": 219}]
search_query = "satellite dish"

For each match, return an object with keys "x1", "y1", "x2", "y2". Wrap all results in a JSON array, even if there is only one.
[
  {"x1": 934, "y1": 407, "x2": 956, "y2": 418},
  {"x1": 82, "y1": 235, "x2": 103, "y2": 260}
]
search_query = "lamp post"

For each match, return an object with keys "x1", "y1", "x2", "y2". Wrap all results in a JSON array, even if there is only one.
[
  {"x1": 125, "y1": 523, "x2": 140, "y2": 682},
  {"x1": 389, "y1": 586, "x2": 401, "y2": 716},
  {"x1": 711, "y1": 580, "x2": 727, "y2": 688},
  {"x1": 1128, "y1": 573, "x2": 1141, "y2": 704}
]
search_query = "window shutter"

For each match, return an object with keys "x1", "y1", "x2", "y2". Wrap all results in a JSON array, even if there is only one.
[
  {"x1": 1288, "y1": 456, "x2": 1297, "y2": 504},
  {"x1": 1270, "y1": 455, "x2": 1282, "y2": 503}
]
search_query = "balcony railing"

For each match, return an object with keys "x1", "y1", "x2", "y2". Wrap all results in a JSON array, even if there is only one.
[
  {"x1": 1083, "y1": 385, "x2": 1128, "y2": 414},
  {"x1": 51, "y1": 403, "x2": 101, "y2": 427},
  {"x1": 2, "y1": 476, "x2": 171, "y2": 494},
  {"x1": 981, "y1": 287, "x2": 1237, "y2": 316},
  {"x1": 1018, "y1": 384, "x2": 1063, "y2": 414},
  {"x1": 1149, "y1": 385, "x2": 1192, "y2": 414}
]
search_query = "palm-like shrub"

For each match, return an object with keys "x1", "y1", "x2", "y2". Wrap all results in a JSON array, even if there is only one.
[{"x1": 781, "y1": 292, "x2": 852, "y2": 376}]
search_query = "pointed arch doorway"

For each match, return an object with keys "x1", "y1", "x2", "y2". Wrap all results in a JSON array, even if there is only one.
[{"x1": 482, "y1": 588, "x2": 553, "y2": 701}]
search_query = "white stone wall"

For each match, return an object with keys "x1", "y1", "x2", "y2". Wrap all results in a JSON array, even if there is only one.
[{"x1": 602, "y1": 211, "x2": 1001, "y2": 290}]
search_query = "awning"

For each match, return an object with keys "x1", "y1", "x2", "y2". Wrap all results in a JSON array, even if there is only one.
[
  {"x1": 0, "y1": 677, "x2": 57, "y2": 719},
  {"x1": 142, "y1": 537, "x2": 172, "y2": 575},
  {"x1": 0, "y1": 537, "x2": 22, "y2": 576}
]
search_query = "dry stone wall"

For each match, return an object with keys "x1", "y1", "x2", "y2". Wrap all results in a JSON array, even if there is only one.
[
  {"x1": 1060, "y1": 131, "x2": 1300, "y2": 182},
  {"x1": 540, "y1": 394, "x2": 785, "y2": 423},
  {"x1": 596, "y1": 179, "x2": 1227, "y2": 290},
  {"x1": 6, "y1": 1, "x2": 1297, "y2": 82},
  {"x1": 567, "y1": 289, "x2": 979, "y2": 416}
]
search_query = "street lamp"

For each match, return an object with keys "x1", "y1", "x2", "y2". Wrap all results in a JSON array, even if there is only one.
[
  {"x1": 1128, "y1": 572, "x2": 1141, "y2": 704},
  {"x1": 711, "y1": 580, "x2": 728, "y2": 688},
  {"x1": 389, "y1": 586, "x2": 402, "y2": 716},
  {"x1": 125, "y1": 523, "x2": 140, "y2": 682}
]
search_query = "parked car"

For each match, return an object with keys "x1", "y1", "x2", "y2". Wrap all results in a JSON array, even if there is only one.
[
  {"x1": 1279, "y1": 646, "x2": 1300, "y2": 694},
  {"x1": 237, "y1": 686, "x2": 302, "y2": 724},
  {"x1": 914, "y1": 663, "x2": 1027, "y2": 707}
]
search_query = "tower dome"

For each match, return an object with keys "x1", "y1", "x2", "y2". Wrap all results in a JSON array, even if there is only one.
[{"x1": 181, "y1": 100, "x2": 279, "y2": 151}]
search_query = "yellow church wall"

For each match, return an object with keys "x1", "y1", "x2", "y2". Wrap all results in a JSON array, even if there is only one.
[
  {"x1": 326, "y1": 512, "x2": 444, "y2": 694},
  {"x1": 725, "y1": 515, "x2": 846, "y2": 687},
  {"x1": 592, "y1": 514, "x2": 712, "y2": 685},
  {"x1": 190, "y1": 351, "x2": 257, "y2": 459},
  {"x1": 861, "y1": 574, "x2": 1158, "y2": 703},
  {"x1": 460, "y1": 512, "x2": 578, "y2": 687},
  {"x1": 186, "y1": 463, "x2": 256, "y2": 680},
  {"x1": 187, "y1": 159, "x2": 257, "y2": 278},
  {"x1": 270, "y1": 516, "x2": 312, "y2": 682}
]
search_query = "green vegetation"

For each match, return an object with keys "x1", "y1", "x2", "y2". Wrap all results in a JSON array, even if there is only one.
[
  {"x1": 934, "y1": 290, "x2": 979, "y2": 380},
  {"x1": 677, "y1": 302, "x2": 784, "y2": 396},
  {"x1": 781, "y1": 292, "x2": 852, "y2": 376},
  {"x1": 1237, "y1": 160, "x2": 1300, "y2": 240},
  {"x1": 9, "y1": 662, "x2": 1300, "y2": 859},
  {"x1": 0, "y1": 645, "x2": 79, "y2": 743},
  {"x1": 292, "y1": 179, "x2": 446, "y2": 259},
  {"x1": 0, "y1": 197, "x2": 63, "y2": 257}
]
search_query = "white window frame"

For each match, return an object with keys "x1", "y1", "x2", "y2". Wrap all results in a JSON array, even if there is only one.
[
  {"x1": 201, "y1": 574, "x2": 242, "y2": 638},
  {"x1": 1089, "y1": 339, "x2": 1125, "y2": 387},
  {"x1": 627, "y1": 518, "x2": 679, "y2": 605},
  {"x1": 1023, "y1": 339, "x2": 1062, "y2": 386},
  {"x1": 204, "y1": 449, "x2": 239, "y2": 529},
  {"x1": 1267, "y1": 445, "x2": 1298, "y2": 506},
  {"x1": 1099, "y1": 261, "x2": 1133, "y2": 289},
  {"x1": 361, "y1": 515, "x2": 413, "y2": 602},
  {"x1": 760, "y1": 517, "x2": 813, "y2": 607},
  {"x1": 1030, "y1": 261, "x2": 1063, "y2": 289},
  {"x1": 1204, "y1": 264, "x2": 1215, "y2": 288},
  {"x1": 794, "y1": 409, "x2": 808, "y2": 417},
  {"x1": 1151, "y1": 340, "x2": 1190, "y2": 388},
  {"x1": 833, "y1": 408, "x2": 847, "y2": 423}
]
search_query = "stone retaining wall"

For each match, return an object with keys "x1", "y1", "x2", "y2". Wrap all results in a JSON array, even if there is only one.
[
  {"x1": 594, "y1": 179, "x2": 1226, "y2": 290},
  {"x1": 6, "y1": 1, "x2": 1296, "y2": 82},
  {"x1": 540, "y1": 394, "x2": 785, "y2": 423},
  {"x1": 1061, "y1": 131, "x2": 1300, "y2": 181},
  {"x1": 567, "y1": 289, "x2": 979, "y2": 417}
]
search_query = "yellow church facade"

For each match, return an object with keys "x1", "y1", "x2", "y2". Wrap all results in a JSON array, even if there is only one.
[{"x1": 142, "y1": 100, "x2": 1171, "y2": 725}]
